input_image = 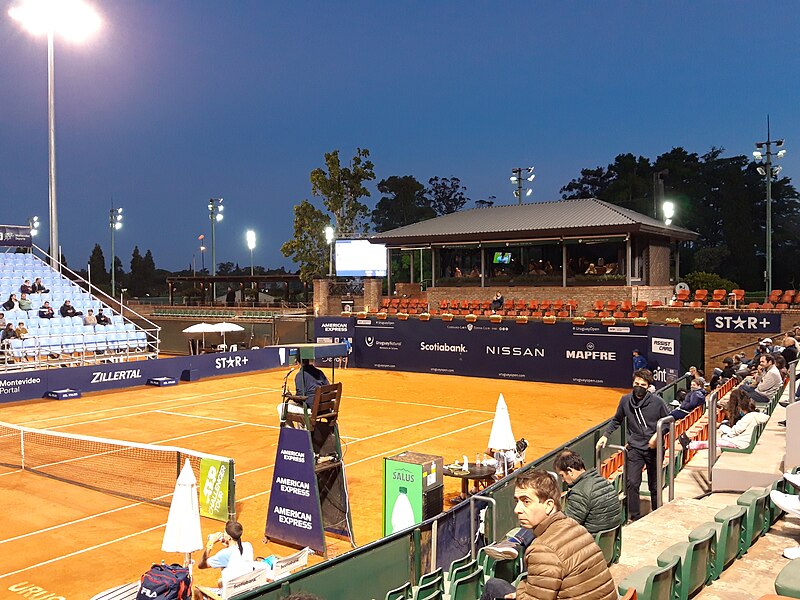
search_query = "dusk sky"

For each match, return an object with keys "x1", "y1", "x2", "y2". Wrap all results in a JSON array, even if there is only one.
[{"x1": 1, "y1": 2, "x2": 798, "y2": 273}]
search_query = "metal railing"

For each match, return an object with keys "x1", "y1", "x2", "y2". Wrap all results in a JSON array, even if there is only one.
[
  {"x1": 655, "y1": 416, "x2": 676, "y2": 506},
  {"x1": 789, "y1": 358, "x2": 798, "y2": 406},
  {"x1": 469, "y1": 495, "x2": 496, "y2": 559}
]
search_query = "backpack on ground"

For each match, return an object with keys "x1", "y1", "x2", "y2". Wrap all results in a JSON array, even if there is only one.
[{"x1": 138, "y1": 563, "x2": 191, "y2": 600}]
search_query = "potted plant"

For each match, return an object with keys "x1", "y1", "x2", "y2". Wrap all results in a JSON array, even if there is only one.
[
  {"x1": 441, "y1": 312, "x2": 455, "y2": 322},
  {"x1": 516, "y1": 315, "x2": 529, "y2": 324},
  {"x1": 356, "y1": 310, "x2": 368, "y2": 319},
  {"x1": 542, "y1": 315, "x2": 557, "y2": 324},
  {"x1": 418, "y1": 312, "x2": 431, "y2": 321},
  {"x1": 601, "y1": 316, "x2": 616, "y2": 326},
  {"x1": 376, "y1": 312, "x2": 388, "y2": 320},
  {"x1": 572, "y1": 316, "x2": 587, "y2": 325},
  {"x1": 397, "y1": 312, "x2": 409, "y2": 321},
  {"x1": 665, "y1": 317, "x2": 681, "y2": 326},
  {"x1": 633, "y1": 316, "x2": 648, "y2": 327},
  {"x1": 489, "y1": 313, "x2": 503, "y2": 323},
  {"x1": 465, "y1": 313, "x2": 478, "y2": 323},
  {"x1": 692, "y1": 317, "x2": 705, "y2": 329}
]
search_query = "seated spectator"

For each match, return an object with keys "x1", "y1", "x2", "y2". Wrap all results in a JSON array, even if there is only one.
[
  {"x1": 469, "y1": 265, "x2": 480, "y2": 278},
  {"x1": 277, "y1": 358, "x2": 330, "y2": 423},
  {"x1": 59, "y1": 300, "x2": 83, "y2": 318},
  {"x1": 454, "y1": 266, "x2": 463, "y2": 277},
  {"x1": 2, "y1": 294, "x2": 19, "y2": 311},
  {"x1": 543, "y1": 260, "x2": 554, "y2": 275},
  {"x1": 20, "y1": 279, "x2": 33, "y2": 295},
  {"x1": 18, "y1": 293, "x2": 33, "y2": 313},
  {"x1": 479, "y1": 470, "x2": 616, "y2": 600},
  {"x1": 670, "y1": 378, "x2": 706, "y2": 421},
  {"x1": 31, "y1": 278, "x2": 49, "y2": 294},
  {"x1": 585, "y1": 263, "x2": 597, "y2": 275},
  {"x1": 0, "y1": 312, "x2": 5, "y2": 327},
  {"x1": 15, "y1": 322, "x2": 29, "y2": 339},
  {"x1": 783, "y1": 336, "x2": 798, "y2": 365},
  {"x1": 83, "y1": 309, "x2": 98, "y2": 326},
  {"x1": 710, "y1": 357, "x2": 735, "y2": 389},
  {"x1": 96, "y1": 309, "x2": 110, "y2": 325},
  {"x1": 741, "y1": 353, "x2": 781, "y2": 403},
  {"x1": 38, "y1": 301, "x2": 55, "y2": 319},
  {"x1": 689, "y1": 396, "x2": 767, "y2": 450},
  {"x1": 197, "y1": 521, "x2": 254, "y2": 590},
  {"x1": 1, "y1": 323, "x2": 17, "y2": 347},
  {"x1": 490, "y1": 292, "x2": 504, "y2": 312}
]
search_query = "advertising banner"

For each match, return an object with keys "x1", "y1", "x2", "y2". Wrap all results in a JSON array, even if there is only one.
[
  {"x1": 199, "y1": 457, "x2": 230, "y2": 521},
  {"x1": 705, "y1": 312, "x2": 782, "y2": 334},
  {"x1": 264, "y1": 427, "x2": 326, "y2": 555},
  {"x1": 313, "y1": 317, "x2": 354, "y2": 366},
  {"x1": 349, "y1": 318, "x2": 681, "y2": 389},
  {"x1": 0, "y1": 225, "x2": 32, "y2": 247},
  {"x1": 383, "y1": 459, "x2": 423, "y2": 536}
]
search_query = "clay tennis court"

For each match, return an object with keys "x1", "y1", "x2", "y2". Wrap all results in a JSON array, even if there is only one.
[{"x1": 0, "y1": 366, "x2": 623, "y2": 598}]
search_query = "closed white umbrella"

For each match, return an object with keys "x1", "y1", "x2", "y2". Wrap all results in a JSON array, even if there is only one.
[{"x1": 162, "y1": 459, "x2": 203, "y2": 572}]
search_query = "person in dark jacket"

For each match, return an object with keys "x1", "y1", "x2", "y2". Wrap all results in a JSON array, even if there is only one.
[
  {"x1": 38, "y1": 301, "x2": 55, "y2": 319},
  {"x1": 597, "y1": 368, "x2": 668, "y2": 521},
  {"x1": 632, "y1": 349, "x2": 647, "y2": 371},
  {"x1": 554, "y1": 449, "x2": 621, "y2": 534},
  {"x1": 710, "y1": 357, "x2": 736, "y2": 390},
  {"x1": 783, "y1": 336, "x2": 798, "y2": 366},
  {"x1": 669, "y1": 378, "x2": 706, "y2": 421}
]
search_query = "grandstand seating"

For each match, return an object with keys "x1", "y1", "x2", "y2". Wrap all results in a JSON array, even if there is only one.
[{"x1": 0, "y1": 252, "x2": 154, "y2": 369}]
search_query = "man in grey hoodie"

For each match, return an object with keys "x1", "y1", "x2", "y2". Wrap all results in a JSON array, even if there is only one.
[{"x1": 596, "y1": 368, "x2": 668, "y2": 521}]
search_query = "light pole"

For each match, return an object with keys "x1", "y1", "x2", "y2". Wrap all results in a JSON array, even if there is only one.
[
  {"x1": 208, "y1": 198, "x2": 224, "y2": 302},
  {"x1": 109, "y1": 206, "x2": 122, "y2": 296},
  {"x1": 753, "y1": 118, "x2": 786, "y2": 297},
  {"x1": 29, "y1": 215, "x2": 40, "y2": 237},
  {"x1": 324, "y1": 225, "x2": 335, "y2": 277},
  {"x1": 662, "y1": 201, "x2": 675, "y2": 226},
  {"x1": 10, "y1": 0, "x2": 101, "y2": 267},
  {"x1": 198, "y1": 234, "x2": 206, "y2": 272},
  {"x1": 245, "y1": 230, "x2": 256, "y2": 277},
  {"x1": 510, "y1": 167, "x2": 535, "y2": 204}
]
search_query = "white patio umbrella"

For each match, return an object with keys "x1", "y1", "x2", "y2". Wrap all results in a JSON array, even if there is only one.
[
  {"x1": 162, "y1": 459, "x2": 203, "y2": 572},
  {"x1": 209, "y1": 322, "x2": 245, "y2": 345},
  {"x1": 182, "y1": 322, "x2": 216, "y2": 349}
]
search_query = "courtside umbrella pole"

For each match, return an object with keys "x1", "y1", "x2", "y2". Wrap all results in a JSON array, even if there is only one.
[
  {"x1": 209, "y1": 322, "x2": 245, "y2": 346},
  {"x1": 162, "y1": 459, "x2": 204, "y2": 574},
  {"x1": 182, "y1": 322, "x2": 216, "y2": 349}
]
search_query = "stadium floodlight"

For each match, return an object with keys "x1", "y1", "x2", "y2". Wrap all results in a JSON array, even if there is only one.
[
  {"x1": 753, "y1": 116, "x2": 786, "y2": 297},
  {"x1": 29, "y1": 215, "x2": 40, "y2": 236},
  {"x1": 510, "y1": 166, "x2": 535, "y2": 204},
  {"x1": 10, "y1": 0, "x2": 101, "y2": 268},
  {"x1": 109, "y1": 205, "x2": 123, "y2": 296},
  {"x1": 324, "y1": 225, "x2": 335, "y2": 276},
  {"x1": 208, "y1": 198, "x2": 224, "y2": 302},
  {"x1": 663, "y1": 200, "x2": 675, "y2": 226},
  {"x1": 245, "y1": 229, "x2": 256, "y2": 277}
]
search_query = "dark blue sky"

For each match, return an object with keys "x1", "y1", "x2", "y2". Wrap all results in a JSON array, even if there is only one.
[{"x1": 1, "y1": 1, "x2": 798, "y2": 272}]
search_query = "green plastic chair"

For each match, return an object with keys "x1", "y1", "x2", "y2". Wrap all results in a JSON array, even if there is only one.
[
  {"x1": 385, "y1": 581, "x2": 412, "y2": 600},
  {"x1": 721, "y1": 425, "x2": 760, "y2": 454},
  {"x1": 476, "y1": 547, "x2": 496, "y2": 580},
  {"x1": 737, "y1": 487, "x2": 771, "y2": 552},
  {"x1": 449, "y1": 567, "x2": 484, "y2": 600},
  {"x1": 415, "y1": 588, "x2": 443, "y2": 600},
  {"x1": 775, "y1": 559, "x2": 800, "y2": 599},
  {"x1": 447, "y1": 555, "x2": 474, "y2": 585},
  {"x1": 617, "y1": 554, "x2": 681, "y2": 600},
  {"x1": 657, "y1": 529, "x2": 715, "y2": 600},
  {"x1": 447, "y1": 558, "x2": 478, "y2": 593},
  {"x1": 688, "y1": 504, "x2": 746, "y2": 580},
  {"x1": 594, "y1": 524, "x2": 623, "y2": 566},
  {"x1": 416, "y1": 567, "x2": 444, "y2": 594},
  {"x1": 767, "y1": 479, "x2": 785, "y2": 525}
]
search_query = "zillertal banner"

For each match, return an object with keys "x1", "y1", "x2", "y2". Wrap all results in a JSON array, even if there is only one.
[{"x1": 199, "y1": 457, "x2": 230, "y2": 521}]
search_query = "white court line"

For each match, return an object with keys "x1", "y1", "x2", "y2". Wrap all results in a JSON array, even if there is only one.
[
  {"x1": 238, "y1": 416, "x2": 494, "y2": 502},
  {"x1": 19, "y1": 386, "x2": 273, "y2": 427},
  {"x1": 0, "y1": 524, "x2": 165, "y2": 581},
  {"x1": 156, "y1": 410, "x2": 281, "y2": 431}
]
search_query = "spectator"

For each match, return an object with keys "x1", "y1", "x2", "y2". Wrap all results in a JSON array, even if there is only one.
[
  {"x1": 18, "y1": 293, "x2": 33, "y2": 313},
  {"x1": 278, "y1": 357, "x2": 330, "y2": 423},
  {"x1": 225, "y1": 287, "x2": 236, "y2": 307},
  {"x1": 479, "y1": 470, "x2": 616, "y2": 600},
  {"x1": 454, "y1": 266, "x2": 463, "y2": 277},
  {"x1": 0, "y1": 312, "x2": 5, "y2": 327},
  {"x1": 38, "y1": 301, "x2": 55, "y2": 319},
  {"x1": 31, "y1": 278, "x2": 49, "y2": 294},
  {"x1": 83, "y1": 309, "x2": 98, "y2": 326},
  {"x1": 197, "y1": 520, "x2": 254, "y2": 592},
  {"x1": 469, "y1": 265, "x2": 480, "y2": 278},
  {"x1": 96, "y1": 309, "x2": 110, "y2": 326},
  {"x1": 670, "y1": 378, "x2": 706, "y2": 421},
  {"x1": 20, "y1": 279, "x2": 33, "y2": 295},
  {"x1": 1, "y1": 323, "x2": 17, "y2": 348},
  {"x1": 710, "y1": 357, "x2": 735, "y2": 390},
  {"x1": 689, "y1": 397, "x2": 767, "y2": 450},
  {"x1": 59, "y1": 300, "x2": 83, "y2": 318},
  {"x1": 2, "y1": 294, "x2": 19, "y2": 311},
  {"x1": 15, "y1": 322, "x2": 29, "y2": 339},
  {"x1": 782, "y1": 336, "x2": 798, "y2": 365},
  {"x1": 752, "y1": 339, "x2": 772, "y2": 364},
  {"x1": 684, "y1": 365, "x2": 705, "y2": 387},
  {"x1": 632, "y1": 349, "x2": 647, "y2": 371},
  {"x1": 490, "y1": 292, "x2": 504, "y2": 312},
  {"x1": 597, "y1": 368, "x2": 668, "y2": 521},
  {"x1": 585, "y1": 263, "x2": 597, "y2": 275},
  {"x1": 741, "y1": 353, "x2": 781, "y2": 404}
]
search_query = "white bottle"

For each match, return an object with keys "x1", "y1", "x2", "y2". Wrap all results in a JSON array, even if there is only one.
[{"x1": 390, "y1": 486, "x2": 416, "y2": 533}]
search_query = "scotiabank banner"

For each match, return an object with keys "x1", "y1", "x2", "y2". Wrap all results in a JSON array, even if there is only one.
[{"x1": 348, "y1": 318, "x2": 681, "y2": 388}]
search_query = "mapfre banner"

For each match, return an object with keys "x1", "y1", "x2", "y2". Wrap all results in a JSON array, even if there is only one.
[
  {"x1": 348, "y1": 318, "x2": 681, "y2": 388},
  {"x1": 0, "y1": 225, "x2": 32, "y2": 247}
]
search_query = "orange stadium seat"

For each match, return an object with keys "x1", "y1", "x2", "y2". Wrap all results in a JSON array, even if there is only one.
[
  {"x1": 671, "y1": 300, "x2": 684, "y2": 307},
  {"x1": 627, "y1": 311, "x2": 639, "y2": 318},
  {"x1": 650, "y1": 300, "x2": 663, "y2": 307},
  {"x1": 620, "y1": 300, "x2": 633, "y2": 312},
  {"x1": 635, "y1": 301, "x2": 648, "y2": 312},
  {"x1": 747, "y1": 302, "x2": 760, "y2": 309},
  {"x1": 583, "y1": 311, "x2": 597, "y2": 318},
  {"x1": 689, "y1": 301, "x2": 702, "y2": 308},
  {"x1": 557, "y1": 311, "x2": 570, "y2": 318},
  {"x1": 676, "y1": 289, "x2": 690, "y2": 302},
  {"x1": 776, "y1": 303, "x2": 789, "y2": 310},
  {"x1": 712, "y1": 289, "x2": 727, "y2": 302},
  {"x1": 593, "y1": 300, "x2": 605, "y2": 311},
  {"x1": 613, "y1": 311, "x2": 625, "y2": 319},
  {"x1": 731, "y1": 289, "x2": 745, "y2": 302},
  {"x1": 761, "y1": 302, "x2": 775, "y2": 309},
  {"x1": 694, "y1": 289, "x2": 708, "y2": 302},
  {"x1": 707, "y1": 301, "x2": 721, "y2": 308}
]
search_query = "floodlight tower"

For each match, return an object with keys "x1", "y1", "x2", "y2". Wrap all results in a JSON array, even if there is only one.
[
  {"x1": 752, "y1": 117, "x2": 786, "y2": 296},
  {"x1": 208, "y1": 198, "x2": 224, "y2": 302},
  {"x1": 245, "y1": 230, "x2": 256, "y2": 277},
  {"x1": 29, "y1": 215, "x2": 40, "y2": 237},
  {"x1": 325, "y1": 225, "x2": 335, "y2": 277},
  {"x1": 109, "y1": 206, "x2": 123, "y2": 296},
  {"x1": 9, "y1": 0, "x2": 101, "y2": 267},
  {"x1": 510, "y1": 167, "x2": 535, "y2": 204}
]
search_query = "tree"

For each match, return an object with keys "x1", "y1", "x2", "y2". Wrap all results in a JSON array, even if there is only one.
[
  {"x1": 128, "y1": 246, "x2": 145, "y2": 296},
  {"x1": 281, "y1": 200, "x2": 330, "y2": 284},
  {"x1": 113, "y1": 256, "x2": 125, "y2": 291},
  {"x1": 283, "y1": 148, "x2": 375, "y2": 282},
  {"x1": 427, "y1": 176, "x2": 469, "y2": 215},
  {"x1": 371, "y1": 175, "x2": 435, "y2": 232},
  {"x1": 88, "y1": 244, "x2": 109, "y2": 286},
  {"x1": 142, "y1": 249, "x2": 156, "y2": 293}
]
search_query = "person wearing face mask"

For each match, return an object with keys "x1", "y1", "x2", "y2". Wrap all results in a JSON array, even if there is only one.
[
  {"x1": 596, "y1": 368, "x2": 668, "y2": 521},
  {"x1": 479, "y1": 470, "x2": 616, "y2": 600}
]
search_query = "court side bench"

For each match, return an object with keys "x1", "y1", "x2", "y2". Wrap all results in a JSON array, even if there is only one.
[
  {"x1": 89, "y1": 582, "x2": 138, "y2": 600},
  {"x1": 711, "y1": 405, "x2": 785, "y2": 492}
]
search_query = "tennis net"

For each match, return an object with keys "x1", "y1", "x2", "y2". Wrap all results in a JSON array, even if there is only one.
[{"x1": 0, "y1": 421, "x2": 235, "y2": 517}]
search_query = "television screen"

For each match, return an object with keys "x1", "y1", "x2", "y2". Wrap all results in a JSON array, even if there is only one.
[
  {"x1": 493, "y1": 252, "x2": 512, "y2": 264},
  {"x1": 335, "y1": 240, "x2": 387, "y2": 277}
]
